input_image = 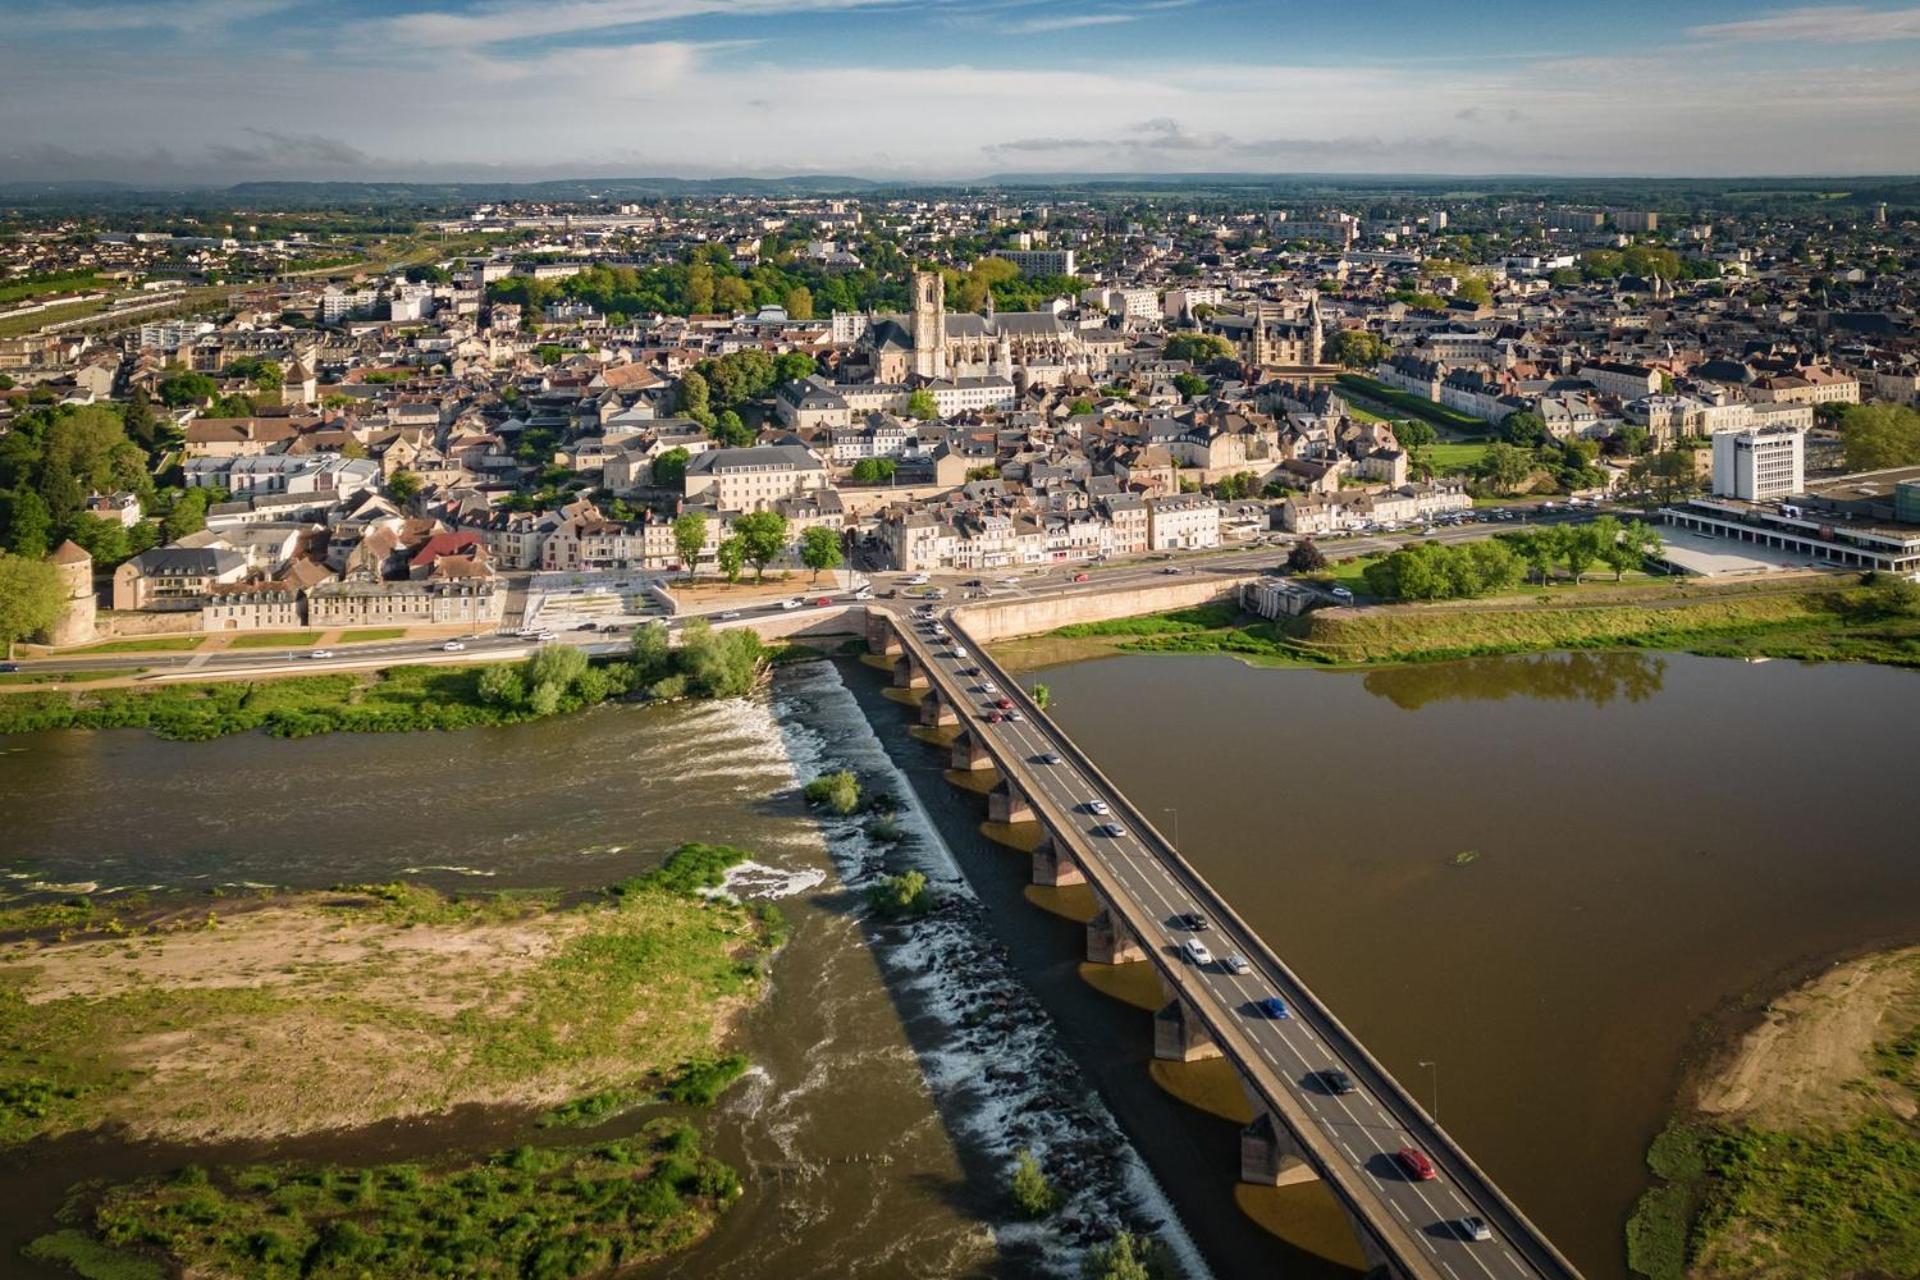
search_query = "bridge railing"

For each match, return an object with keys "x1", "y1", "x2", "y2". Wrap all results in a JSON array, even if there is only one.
[{"x1": 939, "y1": 606, "x2": 1584, "y2": 1280}]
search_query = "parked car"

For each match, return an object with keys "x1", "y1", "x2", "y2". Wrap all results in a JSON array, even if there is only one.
[
  {"x1": 986, "y1": 710, "x2": 1005, "y2": 723},
  {"x1": 780, "y1": 599, "x2": 802, "y2": 610},
  {"x1": 1395, "y1": 1147, "x2": 1437, "y2": 1181},
  {"x1": 0, "y1": 662, "x2": 17, "y2": 674},
  {"x1": 1006, "y1": 710, "x2": 1024, "y2": 722},
  {"x1": 1071, "y1": 572, "x2": 1090, "y2": 583},
  {"x1": 814, "y1": 596, "x2": 833, "y2": 606},
  {"x1": 1181, "y1": 937, "x2": 1214, "y2": 966},
  {"x1": 905, "y1": 573, "x2": 931, "y2": 585},
  {"x1": 1257, "y1": 996, "x2": 1290, "y2": 1019},
  {"x1": 853, "y1": 589, "x2": 873, "y2": 601},
  {"x1": 1223, "y1": 953, "x2": 1250, "y2": 975},
  {"x1": 536, "y1": 631, "x2": 557, "y2": 641},
  {"x1": 719, "y1": 611, "x2": 742, "y2": 621}
]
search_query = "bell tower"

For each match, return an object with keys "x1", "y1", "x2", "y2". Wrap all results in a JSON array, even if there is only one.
[{"x1": 911, "y1": 270, "x2": 947, "y2": 379}]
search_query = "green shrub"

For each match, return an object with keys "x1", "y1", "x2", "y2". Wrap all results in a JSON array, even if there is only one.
[
  {"x1": 803, "y1": 770, "x2": 861, "y2": 815},
  {"x1": 1008, "y1": 1147, "x2": 1058, "y2": 1218}
]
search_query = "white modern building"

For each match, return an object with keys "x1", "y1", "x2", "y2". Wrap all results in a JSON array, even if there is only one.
[{"x1": 1712, "y1": 427, "x2": 1804, "y2": 501}]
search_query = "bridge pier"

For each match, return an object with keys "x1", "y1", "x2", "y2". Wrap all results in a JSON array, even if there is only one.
[
  {"x1": 1239, "y1": 1110, "x2": 1321, "y2": 1188},
  {"x1": 1030, "y1": 835, "x2": 1086, "y2": 887},
  {"x1": 988, "y1": 778, "x2": 1035, "y2": 825},
  {"x1": 1085, "y1": 902, "x2": 1144, "y2": 964},
  {"x1": 892, "y1": 654, "x2": 929, "y2": 690},
  {"x1": 918, "y1": 689, "x2": 958, "y2": 728},
  {"x1": 949, "y1": 729, "x2": 993, "y2": 772},
  {"x1": 863, "y1": 612, "x2": 901, "y2": 656},
  {"x1": 1153, "y1": 998, "x2": 1223, "y2": 1063}
]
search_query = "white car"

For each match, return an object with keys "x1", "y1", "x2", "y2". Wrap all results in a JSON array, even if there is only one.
[
  {"x1": 307, "y1": 649, "x2": 334, "y2": 659},
  {"x1": 950, "y1": 646, "x2": 967, "y2": 659},
  {"x1": 853, "y1": 589, "x2": 873, "y2": 601},
  {"x1": 905, "y1": 573, "x2": 931, "y2": 586},
  {"x1": 981, "y1": 681, "x2": 998, "y2": 694},
  {"x1": 719, "y1": 611, "x2": 742, "y2": 621},
  {"x1": 536, "y1": 631, "x2": 557, "y2": 641},
  {"x1": 1088, "y1": 800, "x2": 1111, "y2": 816},
  {"x1": 1181, "y1": 937, "x2": 1215, "y2": 967},
  {"x1": 780, "y1": 599, "x2": 802, "y2": 611},
  {"x1": 1099, "y1": 822, "x2": 1127, "y2": 838},
  {"x1": 997, "y1": 577, "x2": 1020, "y2": 587},
  {"x1": 1223, "y1": 953, "x2": 1251, "y2": 976},
  {"x1": 441, "y1": 641, "x2": 466, "y2": 652}
]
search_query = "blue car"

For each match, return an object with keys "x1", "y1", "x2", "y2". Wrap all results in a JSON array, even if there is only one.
[{"x1": 1258, "y1": 996, "x2": 1290, "y2": 1020}]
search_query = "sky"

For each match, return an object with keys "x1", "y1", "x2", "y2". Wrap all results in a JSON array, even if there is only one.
[{"x1": 2, "y1": 0, "x2": 1919, "y2": 185}]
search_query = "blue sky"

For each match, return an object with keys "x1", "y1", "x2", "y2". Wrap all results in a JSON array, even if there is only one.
[{"x1": 2, "y1": 0, "x2": 1918, "y2": 183}]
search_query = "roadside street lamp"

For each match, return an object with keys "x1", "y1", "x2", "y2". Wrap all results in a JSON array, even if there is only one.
[{"x1": 1418, "y1": 1060, "x2": 1439, "y2": 1123}]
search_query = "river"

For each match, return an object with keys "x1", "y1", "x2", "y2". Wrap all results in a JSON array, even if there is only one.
[
  {"x1": 0, "y1": 662, "x2": 1206, "y2": 1280},
  {"x1": 1026, "y1": 647, "x2": 1920, "y2": 1280},
  {"x1": 6, "y1": 649, "x2": 1915, "y2": 1280}
]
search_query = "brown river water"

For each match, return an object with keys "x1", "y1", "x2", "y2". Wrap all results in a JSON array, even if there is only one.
[{"x1": 2, "y1": 649, "x2": 1917, "y2": 1279}]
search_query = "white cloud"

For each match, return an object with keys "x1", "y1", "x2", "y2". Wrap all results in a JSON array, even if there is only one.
[
  {"x1": 1688, "y1": 4, "x2": 1920, "y2": 44},
  {"x1": 372, "y1": 0, "x2": 906, "y2": 50},
  {"x1": 1006, "y1": 12, "x2": 1135, "y2": 33}
]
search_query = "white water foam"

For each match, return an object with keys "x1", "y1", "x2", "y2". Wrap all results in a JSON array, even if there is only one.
[
  {"x1": 705, "y1": 859, "x2": 829, "y2": 903},
  {"x1": 766, "y1": 661, "x2": 1214, "y2": 1280}
]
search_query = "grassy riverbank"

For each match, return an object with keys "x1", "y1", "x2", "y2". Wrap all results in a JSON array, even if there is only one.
[
  {"x1": 27, "y1": 1118, "x2": 739, "y2": 1280},
  {"x1": 1626, "y1": 947, "x2": 1920, "y2": 1280},
  {"x1": 994, "y1": 576, "x2": 1920, "y2": 673},
  {"x1": 0, "y1": 845, "x2": 782, "y2": 1147},
  {"x1": 0, "y1": 627, "x2": 786, "y2": 741}
]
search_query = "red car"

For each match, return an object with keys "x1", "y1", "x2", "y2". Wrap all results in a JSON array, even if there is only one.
[
  {"x1": 814, "y1": 596, "x2": 833, "y2": 606},
  {"x1": 1072, "y1": 572, "x2": 1090, "y2": 583},
  {"x1": 1395, "y1": 1147, "x2": 1437, "y2": 1181},
  {"x1": 986, "y1": 710, "x2": 1005, "y2": 723},
  {"x1": 995, "y1": 696, "x2": 1014, "y2": 710}
]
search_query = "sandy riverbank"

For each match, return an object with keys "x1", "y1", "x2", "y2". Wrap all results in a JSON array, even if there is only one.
[{"x1": 0, "y1": 867, "x2": 782, "y2": 1147}]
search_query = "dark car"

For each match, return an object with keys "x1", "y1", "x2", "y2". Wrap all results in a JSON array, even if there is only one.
[
  {"x1": 1317, "y1": 1069, "x2": 1357, "y2": 1095},
  {"x1": 0, "y1": 662, "x2": 17, "y2": 674},
  {"x1": 1257, "y1": 996, "x2": 1290, "y2": 1020},
  {"x1": 1172, "y1": 911, "x2": 1209, "y2": 932}
]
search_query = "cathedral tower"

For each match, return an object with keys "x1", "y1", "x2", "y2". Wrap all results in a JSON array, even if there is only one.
[{"x1": 910, "y1": 270, "x2": 947, "y2": 379}]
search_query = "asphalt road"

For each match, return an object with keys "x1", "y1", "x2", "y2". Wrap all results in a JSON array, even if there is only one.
[{"x1": 893, "y1": 604, "x2": 1582, "y2": 1280}]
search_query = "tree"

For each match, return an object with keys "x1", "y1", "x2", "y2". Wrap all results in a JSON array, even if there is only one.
[
  {"x1": 906, "y1": 389, "x2": 938, "y2": 421},
  {"x1": 1838, "y1": 403, "x2": 1920, "y2": 471},
  {"x1": 1082, "y1": 1232, "x2": 1176, "y2": 1280},
  {"x1": 849, "y1": 457, "x2": 897, "y2": 485},
  {"x1": 1393, "y1": 418, "x2": 1438, "y2": 449},
  {"x1": 1452, "y1": 276, "x2": 1493, "y2": 307},
  {"x1": 773, "y1": 350, "x2": 815, "y2": 384},
  {"x1": 731, "y1": 511, "x2": 789, "y2": 582},
  {"x1": 1497, "y1": 411, "x2": 1548, "y2": 448},
  {"x1": 715, "y1": 535, "x2": 746, "y2": 584},
  {"x1": 651, "y1": 447, "x2": 691, "y2": 491},
  {"x1": 711, "y1": 409, "x2": 754, "y2": 448},
  {"x1": 799, "y1": 525, "x2": 842, "y2": 582},
  {"x1": 2, "y1": 489, "x2": 53, "y2": 559},
  {"x1": 1031, "y1": 683, "x2": 1051, "y2": 710},
  {"x1": 1326, "y1": 329, "x2": 1387, "y2": 370},
  {"x1": 1477, "y1": 442, "x2": 1536, "y2": 494},
  {"x1": 0, "y1": 553, "x2": 65, "y2": 655},
  {"x1": 677, "y1": 370, "x2": 711, "y2": 421},
  {"x1": 782, "y1": 286, "x2": 813, "y2": 321},
  {"x1": 63, "y1": 513, "x2": 130, "y2": 567},
  {"x1": 1163, "y1": 332, "x2": 1236, "y2": 365},
  {"x1": 1562, "y1": 524, "x2": 1600, "y2": 583},
  {"x1": 672, "y1": 512, "x2": 708, "y2": 576},
  {"x1": 226, "y1": 355, "x2": 283, "y2": 392},
  {"x1": 1287, "y1": 539, "x2": 1328, "y2": 573},
  {"x1": 1171, "y1": 371, "x2": 1208, "y2": 401},
  {"x1": 1008, "y1": 1148, "x2": 1058, "y2": 1218},
  {"x1": 387, "y1": 469, "x2": 422, "y2": 502},
  {"x1": 158, "y1": 371, "x2": 216, "y2": 408},
  {"x1": 535, "y1": 343, "x2": 566, "y2": 367},
  {"x1": 164, "y1": 488, "x2": 210, "y2": 541}
]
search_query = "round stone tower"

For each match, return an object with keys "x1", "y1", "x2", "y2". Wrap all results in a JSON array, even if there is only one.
[{"x1": 46, "y1": 540, "x2": 98, "y2": 647}]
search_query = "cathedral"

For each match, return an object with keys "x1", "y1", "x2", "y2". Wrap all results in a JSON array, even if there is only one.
[{"x1": 847, "y1": 271, "x2": 1125, "y2": 388}]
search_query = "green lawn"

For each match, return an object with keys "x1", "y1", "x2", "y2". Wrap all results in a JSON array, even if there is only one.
[
  {"x1": 338, "y1": 628, "x2": 408, "y2": 643},
  {"x1": 64, "y1": 636, "x2": 204, "y2": 655},
  {"x1": 1425, "y1": 442, "x2": 1489, "y2": 474},
  {"x1": 226, "y1": 631, "x2": 325, "y2": 649}
]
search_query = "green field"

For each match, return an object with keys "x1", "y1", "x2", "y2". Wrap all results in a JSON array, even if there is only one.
[
  {"x1": 1424, "y1": 442, "x2": 1490, "y2": 474},
  {"x1": 339, "y1": 628, "x2": 409, "y2": 643},
  {"x1": 63, "y1": 635, "x2": 205, "y2": 655},
  {"x1": 225, "y1": 631, "x2": 325, "y2": 649}
]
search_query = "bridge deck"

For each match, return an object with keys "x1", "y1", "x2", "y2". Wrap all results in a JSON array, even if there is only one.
[{"x1": 889, "y1": 604, "x2": 1584, "y2": 1280}]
